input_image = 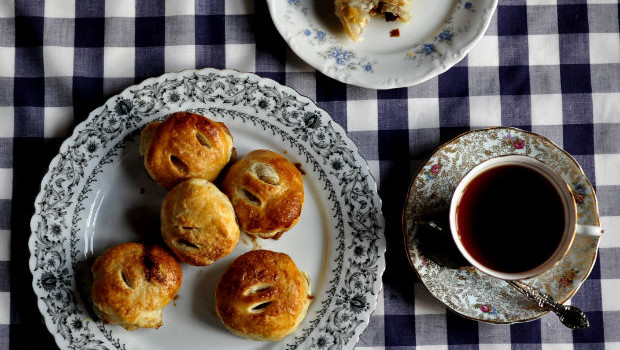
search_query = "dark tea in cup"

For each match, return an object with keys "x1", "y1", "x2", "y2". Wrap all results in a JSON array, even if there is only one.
[
  {"x1": 449, "y1": 155, "x2": 602, "y2": 280},
  {"x1": 455, "y1": 164, "x2": 564, "y2": 273}
]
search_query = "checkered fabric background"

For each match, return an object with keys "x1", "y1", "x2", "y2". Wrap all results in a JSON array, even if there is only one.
[{"x1": 0, "y1": 0, "x2": 619, "y2": 349}]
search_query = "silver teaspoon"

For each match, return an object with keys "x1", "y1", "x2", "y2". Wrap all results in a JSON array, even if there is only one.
[{"x1": 507, "y1": 280, "x2": 589, "y2": 329}]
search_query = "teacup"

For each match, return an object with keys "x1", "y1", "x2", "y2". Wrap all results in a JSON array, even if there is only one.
[{"x1": 448, "y1": 155, "x2": 603, "y2": 280}]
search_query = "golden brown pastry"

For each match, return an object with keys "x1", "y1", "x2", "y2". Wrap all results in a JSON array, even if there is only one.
[
  {"x1": 140, "y1": 111, "x2": 235, "y2": 189},
  {"x1": 215, "y1": 250, "x2": 312, "y2": 341},
  {"x1": 90, "y1": 242, "x2": 182, "y2": 330},
  {"x1": 161, "y1": 178, "x2": 240, "y2": 266},
  {"x1": 221, "y1": 149, "x2": 304, "y2": 239},
  {"x1": 335, "y1": 0, "x2": 412, "y2": 41}
]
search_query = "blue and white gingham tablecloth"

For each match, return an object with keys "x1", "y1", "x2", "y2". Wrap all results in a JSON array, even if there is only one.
[{"x1": 0, "y1": 0, "x2": 619, "y2": 349}]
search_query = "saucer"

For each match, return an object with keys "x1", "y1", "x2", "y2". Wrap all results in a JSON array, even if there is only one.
[{"x1": 403, "y1": 127, "x2": 601, "y2": 324}]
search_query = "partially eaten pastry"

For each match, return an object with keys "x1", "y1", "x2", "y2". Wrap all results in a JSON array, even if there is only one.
[
  {"x1": 161, "y1": 178, "x2": 240, "y2": 266},
  {"x1": 90, "y1": 243, "x2": 182, "y2": 330},
  {"x1": 334, "y1": 0, "x2": 412, "y2": 41},
  {"x1": 221, "y1": 149, "x2": 304, "y2": 240},
  {"x1": 215, "y1": 250, "x2": 312, "y2": 341},
  {"x1": 140, "y1": 111, "x2": 235, "y2": 189}
]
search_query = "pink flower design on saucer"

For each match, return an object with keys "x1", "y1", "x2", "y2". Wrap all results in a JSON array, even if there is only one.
[
  {"x1": 572, "y1": 182, "x2": 587, "y2": 205},
  {"x1": 426, "y1": 161, "x2": 442, "y2": 180},
  {"x1": 559, "y1": 269, "x2": 579, "y2": 288},
  {"x1": 503, "y1": 133, "x2": 525, "y2": 150},
  {"x1": 475, "y1": 303, "x2": 499, "y2": 314}
]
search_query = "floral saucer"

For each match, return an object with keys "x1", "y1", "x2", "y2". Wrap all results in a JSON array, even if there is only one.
[
  {"x1": 266, "y1": 0, "x2": 497, "y2": 89},
  {"x1": 403, "y1": 127, "x2": 601, "y2": 323}
]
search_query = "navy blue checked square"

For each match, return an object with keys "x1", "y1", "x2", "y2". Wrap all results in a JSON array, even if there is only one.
[
  {"x1": 9, "y1": 324, "x2": 58, "y2": 349},
  {"x1": 499, "y1": 66, "x2": 531, "y2": 95},
  {"x1": 409, "y1": 128, "x2": 440, "y2": 158},
  {"x1": 446, "y1": 311, "x2": 479, "y2": 345},
  {"x1": 75, "y1": 18, "x2": 105, "y2": 48},
  {"x1": 254, "y1": 72, "x2": 285, "y2": 86},
  {"x1": 384, "y1": 315, "x2": 416, "y2": 346},
  {"x1": 14, "y1": 106, "x2": 43, "y2": 137},
  {"x1": 510, "y1": 320, "x2": 541, "y2": 344},
  {"x1": 558, "y1": 4, "x2": 590, "y2": 34},
  {"x1": 0, "y1": 261, "x2": 8, "y2": 292},
  {"x1": 14, "y1": 16, "x2": 43, "y2": 47},
  {"x1": 72, "y1": 77, "x2": 103, "y2": 123},
  {"x1": 497, "y1": 5, "x2": 528, "y2": 36},
  {"x1": 378, "y1": 129, "x2": 409, "y2": 161},
  {"x1": 574, "y1": 312, "x2": 605, "y2": 344},
  {"x1": 14, "y1": 78, "x2": 44, "y2": 107},
  {"x1": 0, "y1": 200, "x2": 9, "y2": 230},
  {"x1": 15, "y1": 47, "x2": 43, "y2": 77},
  {"x1": 316, "y1": 74, "x2": 347, "y2": 102},
  {"x1": 135, "y1": 17, "x2": 166, "y2": 47},
  {"x1": 560, "y1": 64, "x2": 592, "y2": 94},
  {"x1": 563, "y1": 124, "x2": 594, "y2": 155},
  {"x1": 440, "y1": 126, "x2": 470, "y2": 144},
  {"x1": 378, "y1": 88, "x2": 408, "y2": 100},
  {"x1": 438, "y1": 67, "x2": 469, "y2": 98},
  {"x1": 195, "y1": 15, "x2": 226, "y2": 45}
]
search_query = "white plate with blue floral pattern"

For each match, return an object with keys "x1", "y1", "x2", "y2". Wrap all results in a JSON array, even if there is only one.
[
  {"x1": 403, "y1": 127, "x2": 601, "y2": 324},
  {"x1": 267, "y1": 0, "x2": 497, "y2": 89},
  {"x1": 29, "y1": 68, "x2": 385, "y2": 350}
]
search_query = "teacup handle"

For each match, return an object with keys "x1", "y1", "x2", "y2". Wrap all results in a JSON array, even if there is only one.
[{"x1": 576, "y1": 224, "x2": 604, "y2": 236}]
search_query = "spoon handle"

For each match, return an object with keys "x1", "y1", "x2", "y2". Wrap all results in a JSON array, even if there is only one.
[{"x1": 507, "y1": 280, "x2": 589, "y2": 329}]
